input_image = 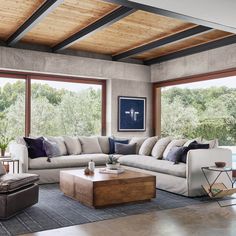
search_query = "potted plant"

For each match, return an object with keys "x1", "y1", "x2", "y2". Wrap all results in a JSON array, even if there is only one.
[
  {"x1": 106, "y1": 155, "x2": 120, "y2": 170},
  {"x1": 0, "y1": 135, "x2": 12, "y2": 157}
]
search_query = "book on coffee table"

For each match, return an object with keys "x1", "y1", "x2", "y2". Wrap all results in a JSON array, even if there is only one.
[{"x1": 99, "y1": 168, "x2": 125, "y2": 174}]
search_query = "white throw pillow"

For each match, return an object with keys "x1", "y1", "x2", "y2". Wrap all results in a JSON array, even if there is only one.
[
  {"x1": 201, "y1": 139, "x2": 218, "y2": 149},
  {"x1": 139, "y1": 136, "x2": 158, "y2": 156},
  {"x1": 151, "y1": 136, "x2": 172, "y2": 159},
  {"x1": 63, "y1": 136, "x2": 82, "y2": 155},
  {"x1": 163, "y1": 139, "x2": 187, "y2": 159},
  {"x1": 183, "y1": 138, "x2": 202, "y2": 147},
  {"x1": 0, "y1": 162, "x2": 6, "y2": 176},
  {"x1": 79, "y1": 137, "x2": 102, "y2": 154},
  {"x1": 46, "y1": 136, "x2": 67, "y2": 156},
  {"x1": 129, "y1": 137, "x2": 147, "y2": 154},
  {"x1": 97, "y1": 136, "x2": 109, "y2": 154}
]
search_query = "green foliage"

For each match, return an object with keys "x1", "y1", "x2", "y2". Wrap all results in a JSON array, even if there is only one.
[
  {"x1": 107, "y1": 155, "x2": 119, "y2": 164},
  {"x1": 162, "y1": 86, "x2": 236, "y2": 146}
]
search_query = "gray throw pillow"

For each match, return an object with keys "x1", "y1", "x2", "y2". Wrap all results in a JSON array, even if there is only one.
[
  {"x1": 115, "y1": 143, "x2": 137, "y2": 155},
  {"x1": 0, "y1": 162, "x2": 6, "y2": 176},
  {"x1": 43, "y1": 139, "x2": 61, "y2": 158}
]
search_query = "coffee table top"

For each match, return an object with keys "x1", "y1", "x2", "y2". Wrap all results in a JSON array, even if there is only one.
[{"x1": 60, "y1": 168, "x2": 154, "y2": 182}]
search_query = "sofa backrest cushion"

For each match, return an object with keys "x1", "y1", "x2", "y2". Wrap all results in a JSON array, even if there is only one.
[
  {"x1": 0, "y1": 162, "x2": 6, "y2": 176},
  {"x1": 183, "y1": 138, "x2": 201, "y2": 147},
  {"x1": 63, "y1": 136, "x2": 82, "y2": 155},
  {"x1": 24, "y1": 137, "x2": 46, "y2": 159},
  {"x1": 46, "y1": 136, "x2": 67, "y2": 156},
  {"x1": 115, "y1": 143, "x2": 136, "y2": 155},
  {"x1": 108, "y1": 137, "x2": 129, "y2": 154},
  {"x1": 43, "y1": 139, "x2": 61, "y2": 158},
  {"x1": 201, "y1": 139, "x2": 218, "y2": 149},
  {"x1": 79, "y1": 137, "x2": 102, "y2": 154},
  {"x1": 129, "y1": 137, "x2": 147, "y2": 154},
  {"x1": 151, "y1": 136, "x2": 172, "y2": 159},
  {"x1": 98, "y1": 136, "x2": 109, "y2": 154},
  {"x1": 139, "y1": 136, "x2": 158, "y2": 156},
  {"x1": 163, "y1": 139, "x2": 187, "y2": 159}
]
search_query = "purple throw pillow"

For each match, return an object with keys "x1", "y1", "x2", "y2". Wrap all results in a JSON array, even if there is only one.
[{"x1": 24, "y1": 137, "x2": 46, "y2": 159}]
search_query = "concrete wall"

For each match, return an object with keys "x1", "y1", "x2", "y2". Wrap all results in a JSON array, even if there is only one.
[
  {"x1": 0, "y1": 46, "x2": 152, "y2": 137},
  {"x1": 107, "y1": 79, "x2": 153, "y2": 138},
  {"x1": 151, "y1": 43, "x2": 236, "y2": 82}
]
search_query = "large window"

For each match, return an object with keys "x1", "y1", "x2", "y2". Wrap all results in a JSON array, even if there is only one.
[
  {"x1": 31, "y1": 79, "x2": 102, "y2": 136},
  {"x1": 161, "y1": 76, "x2": 236, "y2": 147},
  {"x1": 0, "y1": 73, "x2": 105, "y2": 139},
  {"x1": 0, "y1": 77, "x2": 25, "y2": 138}
]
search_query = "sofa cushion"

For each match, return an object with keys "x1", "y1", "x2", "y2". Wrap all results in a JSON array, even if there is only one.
[
  {"x1": 98, "y1": 136, "x2": 109, "y2": 154},
  {"x1": 0, "y1": 173, "x2": 39, "y2": 193},
  {"x1": 163, "y1": 139, "x2": 187, "y2": 159},
  {"x1": 151, "y1": 137, "x2": 172, "y2": 159},
  {"x1": 201, "y1": 139, "x2": 218, "y2": 149},
  {"x1": 79, "y1": 137, "x2": 102, "y2": 154},
  {"x1": 0, "y1": 162, "x2": 6, "y2": 176},
  {"x1": 108, "y1": 137, "x2": 129, "y2": 154},
  {"x1": 115, "y1": 143, "x2": 136, "y2": 155},
  {"x1": 119, "y1": 155, "x2": 186, "y2": 178},
  {"x1": 46, "y1": 136, "x2": 67, "y2": 156},
  {"x1": 129, "y1": 137, "x2": 147, "y2": 154},
  {"x1": 43, "y1": 139, "x2": 61, "y2": 158},
  {"x1": 24, "y1": 137, "x2": 46, "y2": 159},
  {"x1": 139, "y1": 136, "x2": 158, "y2": 156},
  {"x1": 183, "y1": 138, "x2": 201, "y2": 147},
  {"x1": 29, "y1": 154, "x2": 108, "y2": 170},
  {"x1": 63, "y1": 136, "x2": 82, "y2": 155}
]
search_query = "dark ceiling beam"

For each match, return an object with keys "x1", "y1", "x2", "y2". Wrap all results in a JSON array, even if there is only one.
[
  {"x1": 144, "y1": 34, "x2": 236, "y2": 65},
  {"x1": 103, "y1": 0, "x2": 236, "y2": 34},
  {"x1": 52, "y1": 6, "x2": 136, "y2": 52},
  {"x1": 6, "y1": 0, "x2": 64, "y2": 46},
  {"x1": 112, "y1": 25, "x2": 212, "y2": 61}
]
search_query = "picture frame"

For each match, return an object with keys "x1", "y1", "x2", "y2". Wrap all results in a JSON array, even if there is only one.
[{"x1": 118, "y1": 96, "x2": 146, "y2": 132}]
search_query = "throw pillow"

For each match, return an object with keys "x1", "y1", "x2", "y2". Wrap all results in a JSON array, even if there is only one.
[
  {"x1": 23, "y1": 137, "x2": 46, "y2": 159},
  {"x1": 63, "y1": 136, "x2": 82, "y2": 155},
  {"x1": 183, "y1": 138, "x2": 202, "y2": 147},
  {"x1": 46, "y1": 136, "x2": 67, "y2": 156},
  {"x1": 163, "y1": 139, "x2": 187, "y2": 159},
  {"x1": 108, "y1": 137, "x2": 129, "y2": 154},
  {"x1": 43, "y1": 139, "x2": 61, "y2": 158},
  {"x1": 79, "y1": 137, "x2": 102, "y2": 154},
  {"x1": 151, "y1": 136, "x2": 172, "y2": 159},
  {"x1": 97, "y1": 136, "x2": 109, "y2": 154},
  {"x1": 201, "y1": 139, "x2": 218, "y2": 149},
  {"x1": 165, "y1": 146, "x2": 189, "y2": 164},
  {"x1": 115, "y1": 143, "x2": 137, "y2": 155},
  {"x1": 129, "y1": 137, "x2": 147, "y2": 154},
  {"x1": 0, "y1": 162, "x2": 6, "y2": 176},
  {"x1": 139, "y1": 136, "x2": 158, "y2": 156}
]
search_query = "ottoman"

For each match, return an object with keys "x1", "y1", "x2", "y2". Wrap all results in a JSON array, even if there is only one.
[{"x1": 0, "y1": 173, "x2": 39, "y2": 219}]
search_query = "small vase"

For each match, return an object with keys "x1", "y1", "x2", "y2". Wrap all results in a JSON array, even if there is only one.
[{"x1": 1, "y1": 149, "x2": 5, "y2": 157}]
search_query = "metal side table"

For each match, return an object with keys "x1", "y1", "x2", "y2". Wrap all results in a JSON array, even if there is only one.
[{"x1": 201, "y1": 166, "x2": 236, "y2": 207}]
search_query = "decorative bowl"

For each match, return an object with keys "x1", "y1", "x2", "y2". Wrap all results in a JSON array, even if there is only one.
[
  {"x1": 215, "y1": 162, "x2": 226, "y2": 168},
  {"x1": 106, "y1": 163, "x2": 120, "y2": 170}
]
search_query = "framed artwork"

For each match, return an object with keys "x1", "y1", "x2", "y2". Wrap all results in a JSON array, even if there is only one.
[{"x1": 118, "y1": 96, "x2": 146, "y2": 132}]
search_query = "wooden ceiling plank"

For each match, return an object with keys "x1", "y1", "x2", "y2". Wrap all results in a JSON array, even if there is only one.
[
  {"x1": 52, "y1": 6, "x2": 136, "y2": 52},
  {"x1": 144, "y1": 34, "x2": 236, "y2": 65},
  {"x1": 6, "y1": 0, "x2": 64, "y2": 46},
  {"x1": 102, "y1": 0, "x2": 236, "y2": 34},
  {"x1": 112, "y1": 25, "x2": 212, "y2": 60}
]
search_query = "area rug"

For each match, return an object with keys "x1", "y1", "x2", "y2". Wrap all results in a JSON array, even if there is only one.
[{"x1": 0, "y1": 184, "x2": 209, "y2": 236}]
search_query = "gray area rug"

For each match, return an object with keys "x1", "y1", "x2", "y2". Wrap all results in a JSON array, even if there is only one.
[{"x1": 0, "y1": 184, "x2": 209, "y2": 236}]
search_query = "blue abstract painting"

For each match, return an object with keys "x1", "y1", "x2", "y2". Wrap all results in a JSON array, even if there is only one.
[{"x1": 118, "y1": 96, "x2": 146, "y2": 131}]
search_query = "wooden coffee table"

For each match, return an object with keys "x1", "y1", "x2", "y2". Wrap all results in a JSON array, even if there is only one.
[{"x1": 60, "y1": 169, "x2": 156, "y2": 208}]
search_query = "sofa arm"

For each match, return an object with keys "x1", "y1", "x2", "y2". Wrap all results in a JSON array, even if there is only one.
[
  {"x1": 186, "y1": 148, "x2": 232, "y2": 196},
  {"x1": 9, "y1": 141, "x2": 29, "y2": 173}
]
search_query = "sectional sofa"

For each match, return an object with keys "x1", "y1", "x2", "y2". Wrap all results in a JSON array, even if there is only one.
[{"x1": 9, "y1": 136, "x2": 232, "y2": 197}]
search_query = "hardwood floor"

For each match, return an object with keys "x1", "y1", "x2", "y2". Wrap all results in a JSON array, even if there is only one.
[{"x1": 22, "y1": 201, "x2": 236, "y2": 236}]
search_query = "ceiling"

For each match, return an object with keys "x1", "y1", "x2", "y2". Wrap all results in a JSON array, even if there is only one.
[{"x1": 0, "y1": 0, "x2": 235, "y2": 65}]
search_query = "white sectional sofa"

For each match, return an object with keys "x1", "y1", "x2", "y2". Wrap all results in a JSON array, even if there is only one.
[{"x1": 9, "y1": 136, "x2": 232, "y2": 197}]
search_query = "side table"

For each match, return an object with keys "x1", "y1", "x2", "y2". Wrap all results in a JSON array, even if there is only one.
[
  {"x1": 201, "y1": 166, "x2": 236, "y2": 207},
  {"x1": 0, "y1": 157, "x2": 20, "y2": 174}
]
